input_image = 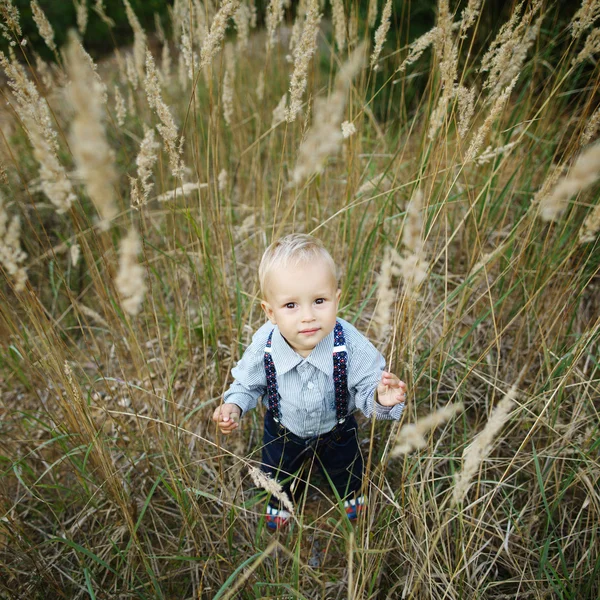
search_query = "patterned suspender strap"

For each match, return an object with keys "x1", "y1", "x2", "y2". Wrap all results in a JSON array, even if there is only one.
[
  {"x1": 264, "y1": 321, "x2": 349, "y2": 424},
  {"x1": 332, "y1": 321, "x2": 349, "y2": 423},
  {"x1": 264, "y1": 329, "x2": 281, "y2": 421}
]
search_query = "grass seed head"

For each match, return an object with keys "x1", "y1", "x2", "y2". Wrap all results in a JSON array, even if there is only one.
[
  {"x1": 292, "y1": 43, "x2": 364, "y2": 182},
  {"x1": 0, "y1": 190, "x2": 27, "y2": 291},
  {"x1": 65, "y1": 32, "x2": 117, "y2": 229},
  {"x1": 248, "y1": 466, "x2": 294, "y2": 514},
  {"x1": 571, "y1": 0, "x2": 600, "y2": 39},
  {"x1": 453, "y1": 387, "x2": 516, "y2": 505},
  {"x1": 331, "y1": 0, "x2": 346, "y2": 52},
  {"x1": 200, "y1": 0, "x2": 240, "y2": 69},
  {"x1": 391, "y1": 404, "x2": 464, "y2": 456},
  {"x1": 370, "y1": 0, "x2": 392, "y2": 68},
  {"x1": 539, "y1": 143, "x2": 600, "y2": 222},
  {"x1": 31, "y1": 1, "x2": 56, "y2": 51},
  {"x1": 116, "y1": 227, "x2": 146, "y2": 316},
  {"x1": 285, "y1": 0, "x2": 321, "y2": 122}
]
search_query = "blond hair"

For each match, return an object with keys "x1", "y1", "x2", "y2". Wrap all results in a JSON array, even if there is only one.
[{"x1": 259, "y1": 234, "x2": 337, "y2": 297}]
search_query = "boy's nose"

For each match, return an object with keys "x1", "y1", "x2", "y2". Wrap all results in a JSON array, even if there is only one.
[{"x1": 301, "y1": 307, "x2": 315, "y2": 321}]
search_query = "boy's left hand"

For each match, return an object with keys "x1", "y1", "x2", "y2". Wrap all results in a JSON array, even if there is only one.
[{"x1": 377, "y1": 371, "x2": 407, "y2": 407}]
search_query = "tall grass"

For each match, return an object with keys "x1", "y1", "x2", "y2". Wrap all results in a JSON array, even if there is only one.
[{"x1": 1, "y1": 1, "x2": 599, "y2": 598}]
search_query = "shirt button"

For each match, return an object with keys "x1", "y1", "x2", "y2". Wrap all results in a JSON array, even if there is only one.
[{"x1": 307, "y1": 382, "x2": 314, "y2": 389}]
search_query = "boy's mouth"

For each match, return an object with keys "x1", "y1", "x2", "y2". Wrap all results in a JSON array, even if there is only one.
[{"x1": 299, "y1": 327, "x2": 320, "y2": 335}]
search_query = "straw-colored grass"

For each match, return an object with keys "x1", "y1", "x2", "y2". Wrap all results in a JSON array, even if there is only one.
[{"x1": 0, "y1": 1, "x2": 599, "y2": 598}]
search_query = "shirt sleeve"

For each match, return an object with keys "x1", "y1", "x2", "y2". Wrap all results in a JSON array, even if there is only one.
[
  {"x1": 347, "y1": 327, "x2": 405, "y2": 421},
  {"x1": 223, "y1": 328, "x2": 269, "y2": 416}
]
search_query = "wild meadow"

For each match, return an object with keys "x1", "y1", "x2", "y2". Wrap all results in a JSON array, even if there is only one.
[{"x1": 0, "y1": 0, "x2": 599, "y2": 598}]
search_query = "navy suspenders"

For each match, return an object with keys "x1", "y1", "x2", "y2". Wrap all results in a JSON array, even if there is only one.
[{"x1": 264, "y1": 320, "x2": 349, "y2": 424}]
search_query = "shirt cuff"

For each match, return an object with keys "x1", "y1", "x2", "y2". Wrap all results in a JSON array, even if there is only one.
[
  {"x1": 374, "y1": 400, "x2": 405, "y2": 421},
  {"x1": 223, "y1": 396, "x2": 252, "y2": 417}
]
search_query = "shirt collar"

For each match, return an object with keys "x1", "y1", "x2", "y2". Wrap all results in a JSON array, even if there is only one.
[{"x1": 271, "y1": 326, "x2": 335, "y2": 376}]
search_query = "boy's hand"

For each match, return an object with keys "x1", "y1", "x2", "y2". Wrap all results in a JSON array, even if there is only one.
[
  {"x1": 212, "y1": 403, "x2": 241, "y2": 435},
  {"x1": 376, "y1": 371, "x2": 407, "y2": 407}
]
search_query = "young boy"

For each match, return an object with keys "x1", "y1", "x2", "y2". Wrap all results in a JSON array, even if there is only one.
[{"x1": 212, "y1": 234, "x2": 407, "y2": 529}]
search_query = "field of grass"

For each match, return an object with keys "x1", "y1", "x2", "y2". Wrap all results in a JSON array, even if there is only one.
[{"x1": 1, "y1": 0, "x2": 599, "y2": 598}]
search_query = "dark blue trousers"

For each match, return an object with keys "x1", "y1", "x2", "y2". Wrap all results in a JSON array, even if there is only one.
[{"x1": 260, "y1": 410, "x2": 363, "y2": 508}]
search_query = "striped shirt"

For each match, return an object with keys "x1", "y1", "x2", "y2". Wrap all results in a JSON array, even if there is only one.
[{"x1": 223, "y1": 318, "x2": 405, "y2": 437}]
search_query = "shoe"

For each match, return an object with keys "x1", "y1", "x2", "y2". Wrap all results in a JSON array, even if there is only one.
[
  {"x1": 265, "y1": 505, "x2": 291, "y2": 530},
  {"x1": 344, "y1": 495, "x2": 366, "y2": 521}
]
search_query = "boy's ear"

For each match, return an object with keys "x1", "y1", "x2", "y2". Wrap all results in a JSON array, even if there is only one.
[
  {"x1": 261, "y1": 300, "x2": 276, "y2": 324},
  {"x1": 336, "y1": 288, "x2": 341, "y2": 304}
]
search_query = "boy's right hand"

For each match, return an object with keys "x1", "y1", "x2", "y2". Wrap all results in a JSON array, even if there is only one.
[{"x1": 212, "y1": 403, "x2": 241, "y2": 435}]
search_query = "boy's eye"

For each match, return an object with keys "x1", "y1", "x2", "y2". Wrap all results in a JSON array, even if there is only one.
[
  {"x1": 315, "y1": 298, "x2": 325, "y2": 305},
  {"x1": 285, "y1": 302, "x2": 296, "y2": 309}
]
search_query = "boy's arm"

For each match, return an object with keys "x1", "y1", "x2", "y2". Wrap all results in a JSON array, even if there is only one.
[
  {"x1": 348, "y1": 333, "x2": 406, "y2": 421},
  {"x1": 219, "y1": 324, "x2": 272, "y2": 416}
]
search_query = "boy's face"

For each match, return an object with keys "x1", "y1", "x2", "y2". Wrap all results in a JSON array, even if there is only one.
[{"x1": 261, "y1": 258, "x2": 341, "y2": 358}]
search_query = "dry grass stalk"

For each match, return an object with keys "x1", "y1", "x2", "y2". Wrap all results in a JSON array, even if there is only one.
[
  {"x1": 65, "y1": 33, "x2": 117, "y2": 229},
  {"x1": 396, "y1": 26, "x2": 440, "y2": 73},
  {"x1": 116, "y1": 227, "x2": 146, "y2": 316},
  {"x1": 31, "y1": 1, "x2": 56, "y2": 52},
  {"x1": 459, "y1": 0, "x2": 482, "y2": 37},
  {"x1": 156, "y1": 182, "x2": 207, "y2": 202},
  {"x1": 480, "y1": 2, "x2": 541, "y2": 98},
  {"x1": 288, "y1": 0, "x2": 306, "y2": 52},
  {"x1": 248, "y1": 466, "x2": 294, "y2": 514},
  {"x1": 179, "y1": 30, "x2": 196, "y2": 82},
  {"x1": 355, "y1": 172, "x2": 393, "y2": 196},
  {"x1": 348, "y1": 3, "x2": 358, "y2": 49},
  {"x1": 370, "y1": 0, "x2": 391, "y2": 68},
  {"x1": 476, "y1": 141, "x2": 517, "y2": 165},
  {"x1": 571, "y1": 0, "x2": 600, "y2": 39},
  {"x1": 123, "y1": 0, "x2": 146, "y2": 80},
  {"x1": 539, "y1": 143, "x2": 600, "y2": 222},
  {"x1": 0, "y1": 0, "x2": 22, "y2": 39},
  {"x1": 129, "y1": 175, "x2": 142, "y2": 207},
  {"x1": 581, "y1": 105, "x2": 600, "y2": 146},
  {"x1": 1, "y1": 50, "x2": 75, "y2": 212},
  {"x1": 256, "y1": 70, "x2": 265, "y2": 101},
  {"x1": 137, "y1": 127, "x2": 159, "y2": 201},
  {"x1": 452, "y1": 386, "x2": 517, "y2": 505},
  {"x1": 464, "y1": 76, "x2": 518, "y2": 163},
  {"x1": 285, "y1": 0, "x2": 321, "y2": 122},
  {"x1": 292, "y1": 44, "x2": 364, "y2": 182},
  {"x1": 200, "y1": 0, "x2": 240, "y2": 69},
  {"x1": 272, "y1": 93, "x2": 287, "y2": 127},
  {"x1": 218, "y1": 169, "x2": 228, "y2": 193},
  {"x1": 265, "y1": 0, "x2": 284, "y2": 52},
  {"x1": 331, "y1": 0, "x2": 346, "y2": 52},
  {"x1": 579, "y1": 202, "x2": 600, "y2": 243},
  {"x1": 391, "y1": 404, "x2": 464, "y2": 456},
  {"x1": 233, "y1": 2, "x2": 250, "y2": 50},
  {"x1": 75, "y1": 38, "x2": 107, "y2": 103},
  {"x1": 456, "y1": 84, "x2": 475, "y2": 139},
  {"x1": 92, "y1": 0, "x2": 114, "y2": 27},
  {"x1": 373, "y1": 245, "x2": 397, "y2": 340},
  {"x1": 574, "y1": 27, "x2": 600, "y2": 64},
  {"x1": 74, "y1": 0, "x2": 88, "y2": 35},
  {"x1": 0, "y1": 190, "x2": 27, "y2": 291},
  {"x1": 74, "y1": 300, "x2": 109, "y2": 328},
  {"x1": 114, "y1": 85, "x2": 126, "y2": 126},
  {"x1": 222, "y1": 43, "x2": 235, "y2": 126},
  {"x1": 367, "y1": 0, "x2": 378, "y2": 28},
  {"x1": 144, "y1": 50, "x2": 184, "y2": 179},
  {"x1": 428, "y1": 0, "x2": 458, "y2": 139},
  {"x1": 393, "y1": 189, "x2": 429, "y2": 294},
  {"x1": 70, "y1": 242, "x2": 80, "y2": 267}
]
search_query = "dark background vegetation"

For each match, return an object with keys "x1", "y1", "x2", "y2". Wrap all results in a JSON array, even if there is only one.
[{"x1": 2, "y1": 1, "x2": 579, "y2": 62}]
